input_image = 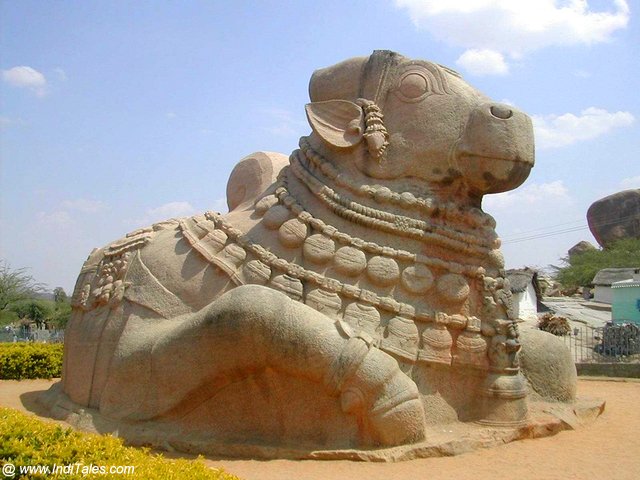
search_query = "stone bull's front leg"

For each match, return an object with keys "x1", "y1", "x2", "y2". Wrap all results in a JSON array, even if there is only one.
[{"x1": 100, "y1": 285, "x2": 426, "y2": 448}]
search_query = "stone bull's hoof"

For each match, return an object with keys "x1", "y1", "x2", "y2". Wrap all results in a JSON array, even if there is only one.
[{"x1": 99, "y1": 285, "x2": 426, "y2": 448}]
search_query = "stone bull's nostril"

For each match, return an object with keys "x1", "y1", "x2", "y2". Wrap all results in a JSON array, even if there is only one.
[{"x1": 490, "y1": 105, "x2": 513, "y2": 120}]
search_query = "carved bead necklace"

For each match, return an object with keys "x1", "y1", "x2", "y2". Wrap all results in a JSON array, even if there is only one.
[
  {"x1": 180, "y1": 213, "x2": 494, "y2": 368},
  {"x1": 288, "y1": 149, "x2": 493, "y2": 258},
  {"x1": 266, "y1": 168, "x2": 486, "y2": 278},
  {"x1": 204, "y1": 210, "x2": 474, "y2": 329},
  {"x1": 299, "y1": 137, "x2": 496, "y2": 231}
]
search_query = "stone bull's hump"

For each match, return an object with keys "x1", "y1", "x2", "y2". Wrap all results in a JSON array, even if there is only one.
[{"x1": 48, "y1": 50, "x2": 590, "y2": 461}]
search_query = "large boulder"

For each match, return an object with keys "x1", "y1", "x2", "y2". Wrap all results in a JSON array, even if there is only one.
[
  {"x1": 519, "y1": 327, "x2": 577, "y2": 402},
  {"x1": 568, "y1": 240, "x2": 596, "y2": 258},
  {"x1": 587, "y1": 189, "x2": 640, "y2": 248}
]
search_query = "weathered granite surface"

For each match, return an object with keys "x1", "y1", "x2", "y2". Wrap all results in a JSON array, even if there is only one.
[
  {"x1": 587, "y1": 189, "x2": 640, "y2": 248},
  {"x1": 44, "y1": 50, "x2": 598, "y2": 459},
  {"x1": 568, "y1": 240, "x2": 597, "y2": 258}
]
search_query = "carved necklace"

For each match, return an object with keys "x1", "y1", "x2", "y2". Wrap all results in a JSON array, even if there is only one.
[
  {"x1": 288, "y1": 149, "x2": 494, "y2": 258},
  {"x1": 266, "y1": 166, "x2": 486, "y2": 279},
  {"x1": 204, "y1": 210, "x2": 474, "y2": 328},
  {"x1": 299, "y1": 137, "x2": 496, "y2": 231},
  {"x1": 190, "y1": 211, "x2": 493, "y2": 368}
]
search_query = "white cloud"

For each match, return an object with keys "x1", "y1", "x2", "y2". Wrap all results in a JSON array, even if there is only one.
[
  {"x1": 30, "y1": 199, "x2": 108, "y2": 234},
  {"x1": 123, "y1": 201, "x2": 197, "y2": 230},
  {"x1": 620, "y1": 176, "x2": 640, "y2": 190},
  {"x1": 210, "y1": 197, "x2": 228, "y2": 214},
  {"x1": 483, "y1": 180, "x2": 587, "y2": 268},
  {"x1": 574, "y1": 69, "x2": 591, "y2": 78},
  {"x1": 533, "y1": 107, "x2": 634, "y2": 149},
  {"x1": 123, "y1": 200, "x2": 222, "y2": 231},
  {"x1": 455, "y1": 49, "x2": 508, "y2": 76},
  {"x1": 145, "y1": 201, "x2": 197, "y2": 223},
  {"x1": 0, "y1": 116, "x2": 27, "y2": 129},
  {"x1": 394, "y1": 0, "x2": 629, "y2": 74},
  {"x1": 0, "y1": 116, "x2": 12, "y2": 129},
  {"x1": 166, "y1": 112, "x2": 177, "y2": 120},
  {"x1": 54, "y1": 67, "x2": 67, "y2": 81},
  {"x1": 2, "y1": 66, "x2": 48, "y2": 96},
  {"x1": 36, "y1": 210, "x2": 73, "y2": 229},
  {"x1": 61, "y1": 198, "x2": 108, "y2": 213},
  {"x1": 483, "y1": 180, "x2": 570, "y2": 210},
  {"x1": 262, "y1": 108, "x2": 307, "y2": 137}
]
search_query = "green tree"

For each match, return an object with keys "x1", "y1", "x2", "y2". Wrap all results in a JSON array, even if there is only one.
[
  {"x1": 51, "y1": 287, "x2": 72, "y2": 329},
  {"x1": 28, "y1": 301, "x2": 51, "y2": 329},
  {"x1": 554, "y1": 238, "x2": 640, "y2": 288},
  {"x1": 10, "y1": 300, "x2": 32, "y2": 320},
  {"x1": 0, "y1": 260, "x2": 46, "y2": 311},
  {"x1": 10, "y1": 300, "x2": 52, "y2": 329},
  {"x1": 53, "y1": 286, "x2": 68, "y2": 304}
]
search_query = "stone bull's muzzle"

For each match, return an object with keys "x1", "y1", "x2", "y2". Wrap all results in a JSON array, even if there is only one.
[{"x1": 453, "y1": 101, "x2": 535, "y2": 195}]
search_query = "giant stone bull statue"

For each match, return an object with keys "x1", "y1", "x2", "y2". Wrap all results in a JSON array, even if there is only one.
[{"x1": 48, "y1": 51, "x2": 581, "y2": 459}]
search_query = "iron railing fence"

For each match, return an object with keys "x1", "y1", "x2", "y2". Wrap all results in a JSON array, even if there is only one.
[
  {"x1": 4, "y1": 323, "x2": 639, "y2": 365},
  {"x1": 0, "y1": 329, "x2": 64, "y2": 343},
  {"x1": 563, "y1": 322, "x2": 640, "y2": 363}
]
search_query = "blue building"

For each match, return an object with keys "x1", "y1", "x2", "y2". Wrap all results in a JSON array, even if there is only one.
[{"x1": 611, "y1": 269, "x2": 640, "y2": 325}]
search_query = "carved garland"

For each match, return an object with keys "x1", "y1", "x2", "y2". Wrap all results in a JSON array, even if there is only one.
[
  {"x1": 207, "y1": 210, "x2": 454, "y2": 324},
  {"x1": 182, "y1": 213, "x2": 516, "y2": 372},
  {"x1": 72, "y1": 228, "x2": 156, "y2": 310},
  {"x1": 299, "y1": 137, "x2": 496, "y2": 231},
  {"x1": 267, "y1": 171, "x2": 486, "y2": 278},
  {"x1": 289, "y1": 150, "x2": 493, "y2": 257},
  {"x1": 180, "y1": 213, "x2": 493, "y2": 369}
]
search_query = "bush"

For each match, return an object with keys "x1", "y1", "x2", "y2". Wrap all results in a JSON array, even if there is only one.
[
  {"x1": 554, "y1": 238, "x2": 640, "y2": 288},
  {"x1": 0, "y1": 407, "x2": 239, "y2": 480},
  {"x1": 0, "y1": 343, "x2": 63, "y2": 380},
  {"x1": 537, "y1": 313, "x2": 571, "y2": 336}
]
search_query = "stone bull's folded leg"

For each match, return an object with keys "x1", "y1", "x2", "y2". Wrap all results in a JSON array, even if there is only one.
[{"x1": 100, "y1": 285, "x2": 426, "y2": 448}]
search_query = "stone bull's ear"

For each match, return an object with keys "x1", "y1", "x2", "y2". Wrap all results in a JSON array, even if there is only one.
[{"x1": 305, "y1": 100, "x2": 365, "y2": 148}]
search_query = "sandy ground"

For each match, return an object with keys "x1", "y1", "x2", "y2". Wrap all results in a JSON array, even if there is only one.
[{"x1": 1, "y1": 378, "x2": 639, "y2": 480}]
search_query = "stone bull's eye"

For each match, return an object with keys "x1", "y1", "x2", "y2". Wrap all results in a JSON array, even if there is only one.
[
  {"x1": 393, "y1": 64, "x2": 451, "y2": 103},
  {"x1": 398, "y1": 72, "x2": 429, "y2": 100}
]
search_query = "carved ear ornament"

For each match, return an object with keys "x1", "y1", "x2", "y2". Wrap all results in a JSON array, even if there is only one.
[
  {"x1": 356, "y1": 99, "x2": 389, "y2": 162},
  {"x1": 304, "y1": 98, "x2": 389, "y2": 163}
]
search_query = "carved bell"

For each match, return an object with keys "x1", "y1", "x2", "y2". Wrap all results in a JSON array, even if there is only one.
[
  {"x1": 343, "y1": 302, "x2": 380, "y2": 336},
  {"x1": 453, "y1": 317, "x2": 489, "y2": 369},
  {"x1": 381, "y1": 316, "x2": 419, "y2": 361},
  {"x1": 418, "y1": 321, "x2": 453, "y2": 365},
  {"x1": 306, "y1": 288, "x2": 342, "y2": 319},
  {"x1": 269, "y1": 274, "x2": 303, "y2": 301}
]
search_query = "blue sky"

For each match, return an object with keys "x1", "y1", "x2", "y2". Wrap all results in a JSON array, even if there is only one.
[{"x1": 1, "y1": 0, "x2": 638, "y2": 293}]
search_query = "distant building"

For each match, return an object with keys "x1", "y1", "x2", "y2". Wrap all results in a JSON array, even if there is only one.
[
  {"x1": 506, "y1": 268, "x2": 542, "y2": 321},
  {"x1": 611, "y1": 269, "x2": 640, "y2": 325},
  {"x1": 592, "y1": 268, "x2": 637, "y2": 304}
]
